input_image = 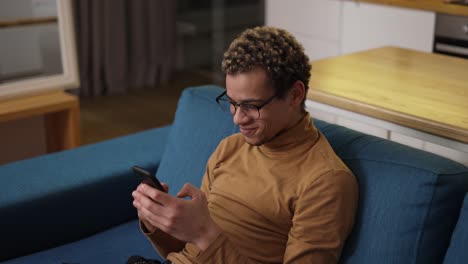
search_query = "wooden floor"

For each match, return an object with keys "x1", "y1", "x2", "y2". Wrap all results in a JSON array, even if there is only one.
[{"x1": 79, "y1": 70, "x2": 215, "y2": 145}]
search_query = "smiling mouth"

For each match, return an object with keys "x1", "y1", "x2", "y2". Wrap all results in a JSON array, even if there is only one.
[{"x1": 240, "y1": 127, "x2": 257, "y2": 136}]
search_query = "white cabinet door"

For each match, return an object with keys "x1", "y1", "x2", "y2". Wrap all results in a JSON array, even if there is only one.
[
  {"x1": 341, "y1": 1, "x2": 435, "y2": 54},
  {"x1": 266, "y1": 0, "x2": 342, "y2": 60},
  {"x1": 266, "y1": 0, "x2": 341, "y2": 40},
  {"x1": 292, "y1": 32, "x2": 341, "y2": 61}
]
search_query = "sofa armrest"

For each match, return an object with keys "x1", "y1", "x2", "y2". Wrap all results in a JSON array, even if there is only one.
[{"x1": 0, "y1": 125, "x2": 171, "y2": 261}]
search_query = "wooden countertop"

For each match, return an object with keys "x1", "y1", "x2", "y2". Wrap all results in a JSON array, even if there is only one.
[
  {"x1": 360, "y1": 0, "x2": 468, "y2": 16},
  {"x1": 307, "y1": 46, "x2": 468, "y2": 143}
]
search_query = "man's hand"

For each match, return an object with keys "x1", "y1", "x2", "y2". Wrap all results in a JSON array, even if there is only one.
[
  {"x1": 132, "y1": 183, "x2": 222, "y2": 251},
  {"x1": 135, "y1": 182, "x2": 169, "y2": 233}
]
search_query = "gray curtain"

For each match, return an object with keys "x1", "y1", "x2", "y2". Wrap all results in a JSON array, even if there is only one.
[{"x1": 73, "y1": 0, "x2": 176, "y2": 96}]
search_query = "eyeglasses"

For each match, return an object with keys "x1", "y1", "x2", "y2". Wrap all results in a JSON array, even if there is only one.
[{"x1": 215, "y1": 91, "x2": 277, "y2": 120}]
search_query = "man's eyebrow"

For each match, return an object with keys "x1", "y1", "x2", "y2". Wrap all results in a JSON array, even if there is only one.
[{"x1": 225, "y1": 94, "x2": 264, "y2": 104}]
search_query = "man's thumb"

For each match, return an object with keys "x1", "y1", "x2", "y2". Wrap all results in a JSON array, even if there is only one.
[{"x1": 176, "y1": 183, "x2": 197, "y2": 199}]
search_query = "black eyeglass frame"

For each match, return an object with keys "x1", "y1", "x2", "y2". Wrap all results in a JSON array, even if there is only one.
[{"x1": 215, "y1": 91, "x2": 278, "y2": 119}]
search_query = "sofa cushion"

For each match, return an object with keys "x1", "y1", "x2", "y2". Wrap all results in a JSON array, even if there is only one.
[
  {"x1": 443, "y1": 193, "x2": 468, "y2": 264},
  {"x1": 2, "y1": 220, "x2": 163, "y2": 264},
  {"x1": 0, "y1": 126, "x2": 171, "y2": 261},
  {"x1": 156, "y1": 86, "x2": 238, "y2": 194},
  {"x1": 313, "y1": 120, "x2": 468, "y2": 264}
]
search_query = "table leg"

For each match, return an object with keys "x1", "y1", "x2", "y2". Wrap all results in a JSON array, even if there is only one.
[{"x1": 44, "y1": 102, "x2": 80, "y2": 153}]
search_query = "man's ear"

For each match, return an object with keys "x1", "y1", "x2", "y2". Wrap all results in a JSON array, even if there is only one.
[{"x1": 289, "y1": 80, "x2": 306, "y2": 107}]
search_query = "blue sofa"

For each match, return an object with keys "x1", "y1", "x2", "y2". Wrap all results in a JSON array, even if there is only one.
[{"x1": 1, "y1": 86, "x2": 467, "y2": 264}]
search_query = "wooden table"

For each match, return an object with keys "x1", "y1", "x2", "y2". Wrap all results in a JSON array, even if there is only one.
[
  {"x1": 307, "y1": 46, "x2": 468, "y2": 143},
  {"x1": 0, "y1": 91, "x2": 80, "y2": 153}
]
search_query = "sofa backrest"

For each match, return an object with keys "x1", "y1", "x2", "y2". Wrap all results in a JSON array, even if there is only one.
[
  {"x1": 156, "y1": 85, "x2": 468, "y2": 264},
  {"x1": 313, "y1": 120, "x2": 468, "y2": 264},
  {"x1": 156, "y1": 86, "x2": 238, "y2": 194}
]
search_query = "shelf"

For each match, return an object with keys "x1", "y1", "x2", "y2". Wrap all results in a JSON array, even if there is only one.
[{"x1": 0, "y1": 16, "x2": 57, "y2": 29}]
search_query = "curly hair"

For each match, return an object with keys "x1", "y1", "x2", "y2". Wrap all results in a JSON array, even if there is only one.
[{"x1": 221, "y1": 26, "x2": 311, "y2": 107}]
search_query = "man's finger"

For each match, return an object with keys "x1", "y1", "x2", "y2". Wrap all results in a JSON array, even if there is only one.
[
  {"x1": 133, "y1": 189, "x2": 168, "y2": 217},
  {"x1": 161, "y1": 182, "x2": 169, "y2": 193},
  {"x1": 137, "y1": 203, "x2": 170, "y2": 231},
  {"x1": 138, "y1": 183, "x2": 176, "y2": 206},
  {"x1": 176, "y1": 183, "x2": 200, "y2": 199}
]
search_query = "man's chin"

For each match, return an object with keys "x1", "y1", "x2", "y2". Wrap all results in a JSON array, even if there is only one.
[{"x1": 243, "y1": 136, "x2": 266, "y2": 146}]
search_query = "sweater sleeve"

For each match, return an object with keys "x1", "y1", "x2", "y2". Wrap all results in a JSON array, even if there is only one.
[
  {"x1": 141, "y1": 221, "x2": 186, "y2": 259},
  {"x1": 283, "y1": 170, "x2": 359, "y2": 263},
  {"x1": 167, "y1": 233, "x2": 265, "y2": 264}
]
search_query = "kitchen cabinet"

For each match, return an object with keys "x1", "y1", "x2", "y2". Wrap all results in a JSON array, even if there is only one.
[{"x1": 341, "y1": 1, "x2": 436, "y2": 54}]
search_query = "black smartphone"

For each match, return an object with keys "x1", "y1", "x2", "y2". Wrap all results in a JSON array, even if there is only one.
[{"x1": 132, "y1": 166, "x2": 166, "y2": 193}]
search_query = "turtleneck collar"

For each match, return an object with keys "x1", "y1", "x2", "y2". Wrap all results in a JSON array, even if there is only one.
[{"x1": 258, "y1": 112, "x2": 319, "y2": 153}]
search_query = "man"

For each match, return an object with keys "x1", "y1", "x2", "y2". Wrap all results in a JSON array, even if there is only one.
[{"x1": 132, "y1": 26, "x2": 358, "y2": 263}]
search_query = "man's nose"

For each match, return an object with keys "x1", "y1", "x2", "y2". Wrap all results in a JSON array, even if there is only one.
[{"x1": 233, "y1": 108, "x2": 251, "y2": 125}]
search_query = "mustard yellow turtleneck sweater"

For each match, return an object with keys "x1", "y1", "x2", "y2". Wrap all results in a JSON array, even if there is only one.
[{"x1": 144, "y1": 113, "x2": 359, "y2": 263}]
